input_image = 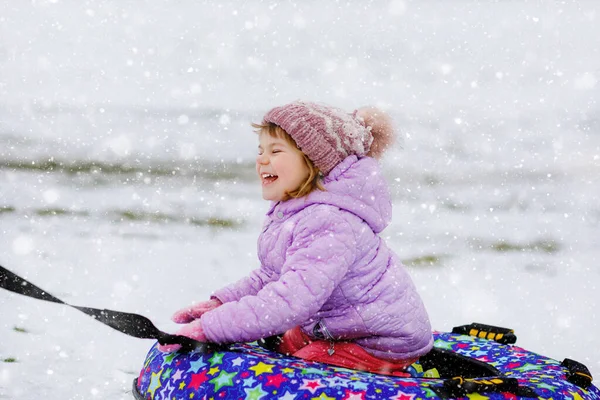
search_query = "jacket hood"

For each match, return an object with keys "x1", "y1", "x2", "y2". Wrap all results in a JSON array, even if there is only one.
[{"x1": 268, "y1": 155, "x2": 392, "y2": 233}]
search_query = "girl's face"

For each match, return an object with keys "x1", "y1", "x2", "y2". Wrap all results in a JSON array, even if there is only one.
[{"x1": 256, "y1": 132, "x2": 310, "y2": 202}]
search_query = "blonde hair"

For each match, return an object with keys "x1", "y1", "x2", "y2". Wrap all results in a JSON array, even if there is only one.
[{"x1": 252, "y1": 121, "x2": 324, "y2": 199}]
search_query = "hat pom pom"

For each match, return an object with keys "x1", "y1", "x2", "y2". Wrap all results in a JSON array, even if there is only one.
[{"x1": 356, "y1": 107, "x2": 395, "y2": 159}]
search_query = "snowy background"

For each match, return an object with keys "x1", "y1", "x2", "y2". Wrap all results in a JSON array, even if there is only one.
[{"x1": 1, "y1": 1, "x2": 599, "y2": 398}]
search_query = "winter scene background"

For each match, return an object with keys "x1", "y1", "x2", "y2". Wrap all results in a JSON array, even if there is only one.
[{"x1": 1, "y1": 1, "x2": 599, "y2": 399}]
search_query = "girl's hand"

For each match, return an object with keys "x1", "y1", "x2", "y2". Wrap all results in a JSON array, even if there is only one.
[
  {"x1": 171, "y1": 298, "x2": 223, "y2": 323},
  {"x1": 158, "y1": 319, "x2": 208, "y2": 352}
]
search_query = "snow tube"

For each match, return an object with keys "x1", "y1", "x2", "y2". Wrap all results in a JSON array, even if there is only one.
[{"x1": 133, "y1": 323, "x2": 599, "y2": 399}]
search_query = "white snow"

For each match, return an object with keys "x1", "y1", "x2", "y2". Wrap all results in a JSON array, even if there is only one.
[
  {"x1": 11, "y1": 236, "x2": 35, "y2": 256},
  {"x1": 574, "y1": 72, "x2": 598, "y2": 91},
  {"x1": 1, "y1": 1, "x2": 599, "y2": 399},
  {"x1": 43, "y1": 190, "x2": 60, "y2": 204}
]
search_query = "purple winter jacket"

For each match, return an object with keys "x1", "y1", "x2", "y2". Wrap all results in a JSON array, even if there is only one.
[{"x1": 201, "y1": 155, "x2": 433, "y2": 360}]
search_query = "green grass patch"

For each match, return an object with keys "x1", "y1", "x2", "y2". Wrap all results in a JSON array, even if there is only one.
[
  {"x1": 188, "y1": 217, "x2": 240, "y2": 228},
  {"x1": 115, "y1": 210, "x2": 241, "y2": 228},
  {"x1": 13, "y1": 326, "x2": 28, "y2": 333},
  {"x1": 404, "y1": 254, "x2": 446, "y2": 267},
  {"x1": 2, "y1": 357, "x2": 17, "y2": 363},
  {"x1": 491, "y1": 239, "x2": 559, "y2": 253},
  {"x1": 0, "y1": 159, "x2": 175, "y2": 176},
  {"x1": 36, "y1": 208, "x2": 68, "y2": 216},
  {"x1": 35, "y1": 208, "x2": 89, "y2": 217},
  {"x1": 116, "y1": 210, "x2": 177, "y2": 223},
  {"x1": 473, "y1": 238, "x2": 560, "y2": 254},
  {"x1": 0, "y1": 158, "x2": 257, "y2": 182},
  {"x1": 0, "y1": 206, "x2": 16, "y2": 214}
]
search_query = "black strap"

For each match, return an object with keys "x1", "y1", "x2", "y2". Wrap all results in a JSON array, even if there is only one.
[
  {"x1": 0, "y1": 264, "x2": 219, "y2": 352},
  {"x1": 418, "y1": 348, "x2": 537, "y2": 398},
  {"x1": 562, "y1": 358, "x2": 593, "y2": 389},
  {"x1": 419, "y1": 347, "x2": 501, "y2": 378},
  {"x1": 433, "y1": 376, "x2": 538, "y2": 398}
]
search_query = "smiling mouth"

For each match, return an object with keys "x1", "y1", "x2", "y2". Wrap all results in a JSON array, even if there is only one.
[{"x1": 261, "y1": 173, "x2": 278, "y2": 185}]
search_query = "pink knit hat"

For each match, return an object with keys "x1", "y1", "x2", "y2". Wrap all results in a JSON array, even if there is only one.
[{"x1": 263, "y1": 101, "x2": 394, "y2": 175}]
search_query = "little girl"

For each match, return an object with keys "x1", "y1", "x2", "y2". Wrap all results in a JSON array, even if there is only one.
[{"x1": 160, "y1": 101, "x2": 433, "y2": 376}]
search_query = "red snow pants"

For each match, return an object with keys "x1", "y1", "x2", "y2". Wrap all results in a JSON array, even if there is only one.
[{"x1": 277, "y1": 326, "x2": 417, "y2": 377}]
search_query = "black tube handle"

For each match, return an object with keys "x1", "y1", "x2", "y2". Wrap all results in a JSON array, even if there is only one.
[
  {"x1": 452, "y1": 322, "x2": 517, "y2": 344},
  {"x1": 562, "y1": 358, "x2": 593, "y2": 389},
  {"x1": 433, "y1": 377, "x2": 537, "y2": 398}
]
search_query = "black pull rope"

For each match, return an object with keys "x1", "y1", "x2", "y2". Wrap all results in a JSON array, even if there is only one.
[{"x1": 0, "y1": 264, "x2": 219, "y2": 353}]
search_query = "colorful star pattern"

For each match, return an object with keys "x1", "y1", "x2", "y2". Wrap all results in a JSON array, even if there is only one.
[
  {"x1": 390, "y1": 391, "x2": 416, "y2": 400},
  {"x1": 244, "y1": 385, "x2": 269, "y2": 400},
  {"x1": 137, "y1": 331, "x2": 600, "y2": 399},
  {"x1": 187, "y1": 370, "x2": 209, "y2": 390},
  {"x1": 209, "y1": 352, "x2": 224, "y2": 366},
  {"x1": 171, "y1": 369, "x2": 183, "y2": 381},
  {"x1": 147, "y1": 368, "x2": 163, "y2": 398},
  {"x1": 249, "y1": 362, "x2": 275, "y2": 376},
  {"x1": 299, "y1": 378, "x2": 325, "y2": 394},
  {"x1": 188, "y1": 358, "x2": 207, "y2": 373},
  {"x1": 311, "y1": 393, "x2": 336, "y2": 400},
  {"x1": 209, "y1": 370, "x2": 236, "y2": 391},
  {"x1": 342, "y1": 389, "x2": 366, "y2": 400},
  {"x1": 265, "y1": 373, "x2": 288, "y2": 388}
]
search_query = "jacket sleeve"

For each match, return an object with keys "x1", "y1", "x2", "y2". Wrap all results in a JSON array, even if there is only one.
[
  {"x1": 211, "y1": 267, "x2": 273, "y2": 304},
  {"x1": 201, "y1": 210, "x2": 357, "y2": 343}
]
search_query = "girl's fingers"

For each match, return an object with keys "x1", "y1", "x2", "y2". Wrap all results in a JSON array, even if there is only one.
[
  {"x1": 157, "y1": 343, "x2": 182, "y2": 353},
  {"x1": 171, "y1": 310, "x2": 195, "y2": 324}
]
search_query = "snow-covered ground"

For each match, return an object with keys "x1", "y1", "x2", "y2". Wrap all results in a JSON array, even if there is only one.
[{"x1": 1, "y1": 1, "x2": 599, "y2": 399}]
